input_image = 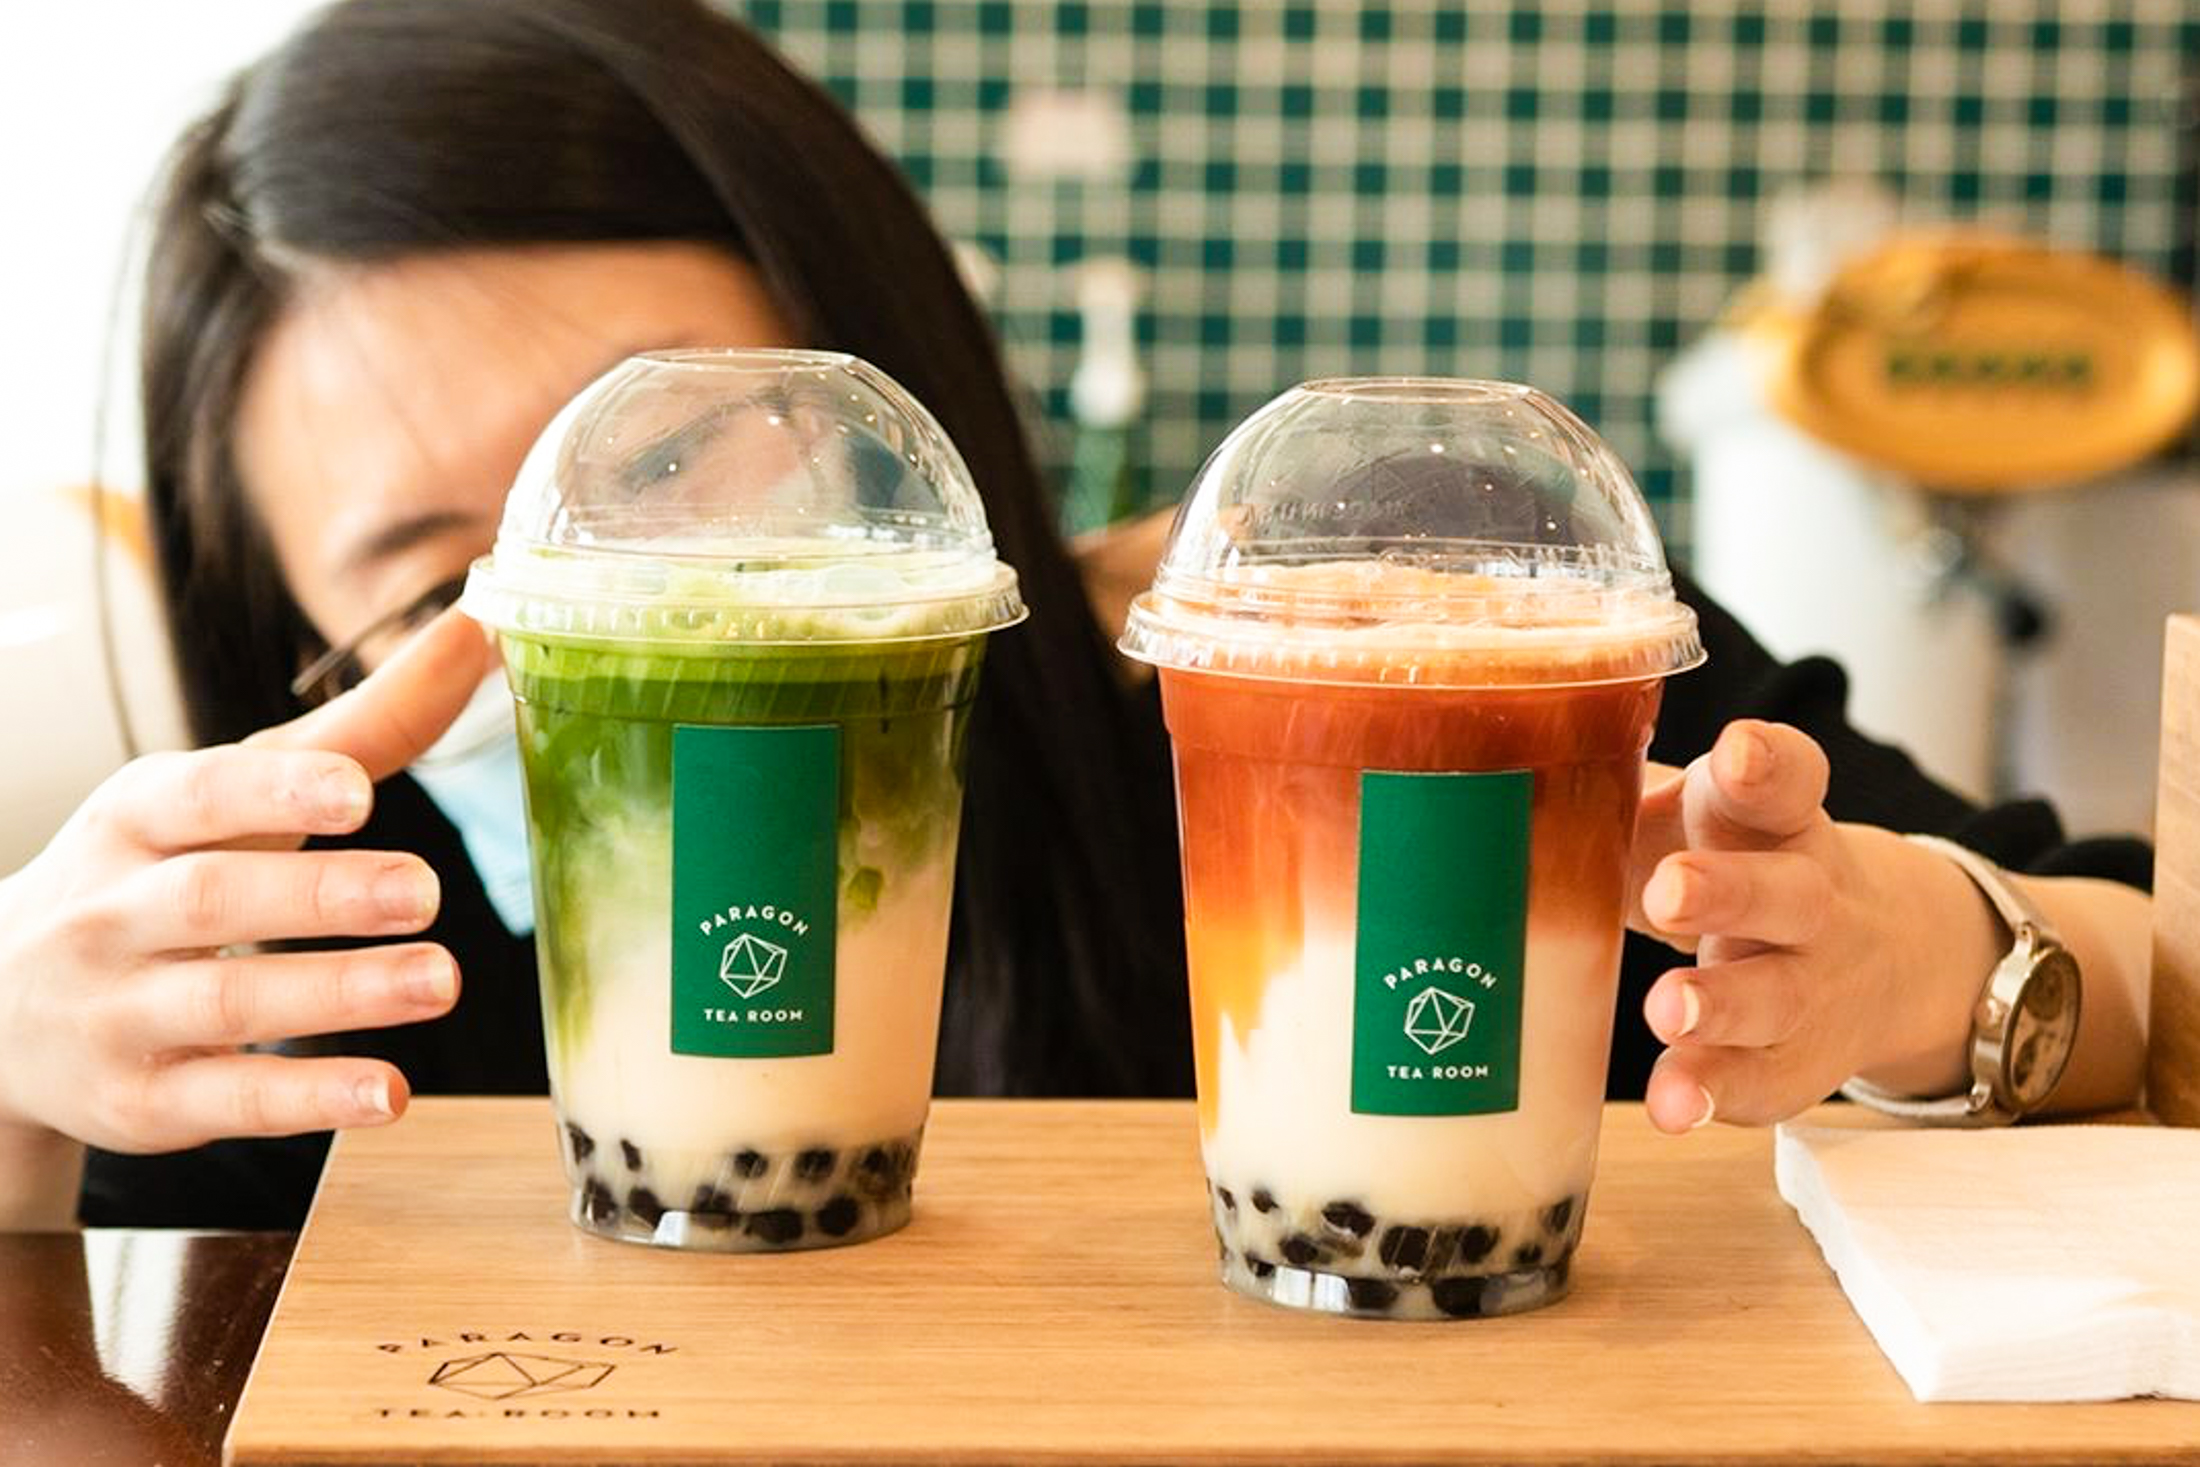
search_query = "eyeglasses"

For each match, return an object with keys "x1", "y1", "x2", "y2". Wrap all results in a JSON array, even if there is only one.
[{"x1": 290, "y1": 574, "x2": 470, "y2": 705}]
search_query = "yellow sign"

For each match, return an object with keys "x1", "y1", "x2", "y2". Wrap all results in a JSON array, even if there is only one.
[{"x1": 1758, "y1": 234, "x2": 2200, "y2": 493}]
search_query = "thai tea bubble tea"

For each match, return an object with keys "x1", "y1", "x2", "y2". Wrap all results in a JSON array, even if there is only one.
[{"x1": 1122, "y1": 380, "x2": 1702, "y2": 1318}]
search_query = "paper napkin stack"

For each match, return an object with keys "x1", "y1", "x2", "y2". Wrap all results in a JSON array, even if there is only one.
[{"x1": 1775, "y1": 1122, "x2": 2200, "y2": 1402}]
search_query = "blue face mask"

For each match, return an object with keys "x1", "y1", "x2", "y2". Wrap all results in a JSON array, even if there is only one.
[{"x1": 407, "y1": 674, "x2": 536, "y2": 937}]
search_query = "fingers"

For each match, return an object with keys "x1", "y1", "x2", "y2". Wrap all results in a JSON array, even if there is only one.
[
  {"x1": 1646, "y1": 1044, "x2": 1832, "y2": 1133},
  {"x1": 250, "y1": 607, "x2": 495, "y2": 782},
  {"x1": 1641, "y1": 849, "x2": 1833, "y2": 947},
  {"x1": 1624, "y1": 763, "x2": 1689, "y2": 937},
  {"x1": 1643, "y1": 953, "x2": 1810, "y2": 1050},
  {"x1": 124, "y1": 944, "x2": 458, "y2": 1050},
  {"x1": 123, "y1": 849, "x2": 439, "y2": 953},
  {"x1": 129, "y1": 1054, "x2": 411, "y2": 1149},
  {"x1": 90, "y1": 747, "x2": 374, "y2": 854},
  {"x1": 1681, "y1": 720, "x2": 1832, "y2": 848}
]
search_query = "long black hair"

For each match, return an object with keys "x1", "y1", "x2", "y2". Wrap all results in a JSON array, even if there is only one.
[{"x1": 140, "y1": 0, "x2": 1190, "y2": 1099}]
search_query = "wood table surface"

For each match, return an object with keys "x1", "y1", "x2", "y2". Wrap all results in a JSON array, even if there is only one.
[
  {"x1": 0, "y1": 1229, "x2": 293, "y2": 1466},
  {"x1": 221, "y1": 1097, "x2": 2200, "y2": 1466}
]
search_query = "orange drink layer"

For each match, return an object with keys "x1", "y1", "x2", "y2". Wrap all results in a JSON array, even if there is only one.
[{"x1": 1166, "y1": 668, "x2": 1661, "y2": 1136}]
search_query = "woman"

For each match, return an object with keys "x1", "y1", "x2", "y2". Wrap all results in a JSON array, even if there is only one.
[{"x1": 0, "y1": 0, "x2": 2152, "y2": 1232}]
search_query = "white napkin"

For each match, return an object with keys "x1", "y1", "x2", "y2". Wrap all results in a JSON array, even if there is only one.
[{"x1": 1775, "y1": 1122, "x2": 2200, "y2": 1402}]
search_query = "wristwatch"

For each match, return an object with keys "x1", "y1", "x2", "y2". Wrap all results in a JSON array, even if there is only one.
[{"x1": 1838, "y1": 834, "x2": 2082, "y2": 1126}]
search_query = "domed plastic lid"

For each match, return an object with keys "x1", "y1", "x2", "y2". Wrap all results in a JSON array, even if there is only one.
[
  {"x1": 1121, "y1": 379, "x2": 1704, "y2": 687},
  {"x1": 464, "y1": 349, "x2": 1025, "y2": 647}
]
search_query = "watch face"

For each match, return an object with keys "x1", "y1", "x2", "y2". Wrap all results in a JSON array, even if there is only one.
[{"x1": 2004, "y1": 950, "x2": 2081, "y2": 1111}]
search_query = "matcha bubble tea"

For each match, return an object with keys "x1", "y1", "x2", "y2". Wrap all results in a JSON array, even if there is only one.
[{"x1": 464, "y1": 350, "x2": 1024, "y2": 1251}]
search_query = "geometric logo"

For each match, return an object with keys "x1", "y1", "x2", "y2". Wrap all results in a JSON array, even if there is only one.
[
  {"x1": 1402, "y1": 987, "x2": 1475, "y2": 1057},
  {"x1": 718, "y1": 933, "x2": 787, "y2": 1000},
  {"x1": 426, "y1": 1352, "x2": 617, "y2": 1401},
  {"x1": 424, "y1": 1354, "x2": 616, "y2": 1398}
]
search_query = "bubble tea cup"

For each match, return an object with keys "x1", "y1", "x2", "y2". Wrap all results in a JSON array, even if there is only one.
[
  {"x1": 1121, "y1": 380, "x2": 1702, "y2": 1317},
  {"x1": 464, "y1": 350, "x2": 1024, "y2": 1251}
]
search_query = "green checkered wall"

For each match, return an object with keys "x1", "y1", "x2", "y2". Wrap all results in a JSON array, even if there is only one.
[{"x1": 727, "y1": 1, "x2": 2198, "y2": 549}]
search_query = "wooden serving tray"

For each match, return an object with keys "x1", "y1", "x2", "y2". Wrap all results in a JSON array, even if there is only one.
[{"x1": 227, "y1": 1098, "x2": 2197, "y2": 1465}]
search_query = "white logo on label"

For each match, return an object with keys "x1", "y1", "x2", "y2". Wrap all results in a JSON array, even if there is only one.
[
  {"x1": 1403, "y1": 986, "x2": 1474, "y2": 1056},
  {"x1": 718, "y1": 933, "x2": 788, "y2": 1000}
]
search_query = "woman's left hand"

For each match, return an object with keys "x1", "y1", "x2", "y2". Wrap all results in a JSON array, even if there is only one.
[{"x1": 1625, "y1": 720, "x2": 1996, "y2": 1133}]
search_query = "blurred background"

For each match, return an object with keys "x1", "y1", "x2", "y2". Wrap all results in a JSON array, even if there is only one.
[
  {"x1": 739, "y1": 1, "x2": 2192, "y2": 524},
  {"x1": 4, "y1": 1, "x2": 2197, "y2": 873}
]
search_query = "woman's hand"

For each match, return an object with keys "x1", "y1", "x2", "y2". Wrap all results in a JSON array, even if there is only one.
[
  {"x1": 1625, "y1": 720, "x2": 2003, "y2": 1134},
  {"x1": 0, "y1": 610, "x2": 494, "y2": 1163}
]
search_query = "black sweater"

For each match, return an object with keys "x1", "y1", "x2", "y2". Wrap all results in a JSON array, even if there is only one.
[{"x1": 79, "y1": 577, "x2": 2151, "y2": 1228}]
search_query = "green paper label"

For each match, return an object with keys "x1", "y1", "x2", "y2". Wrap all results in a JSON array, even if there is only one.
[
  {"x1": 1351, "y1": 769, "x2": 1530, "y2": 1116},
  {"x1": 670, "y1": 724, "x2": 838, "y2": 1058}
]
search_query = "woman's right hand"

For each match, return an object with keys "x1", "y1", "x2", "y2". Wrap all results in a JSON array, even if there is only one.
[{"x1": 0, "y1": 610, "x2": 494, "y2": 1159}]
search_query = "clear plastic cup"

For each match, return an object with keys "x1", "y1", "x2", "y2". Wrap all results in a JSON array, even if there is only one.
[
  {"x1": 1121, "y1": 379, "x2": 1702, "y2": 1318},
  {"x1": 464, "y1": 350, "x2": 1024, "y2": 1251}
]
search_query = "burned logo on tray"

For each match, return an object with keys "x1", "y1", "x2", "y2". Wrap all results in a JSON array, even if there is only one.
[
  {"x1": 371, "y1": 1330, "x2": 676, "y2": 1422},
  {"x1": 428, "y1": 1351, "x2": 615, "y2": 1401}
]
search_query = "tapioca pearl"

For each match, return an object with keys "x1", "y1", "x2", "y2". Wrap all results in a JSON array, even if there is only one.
[
  {"x1": 1542, "y1": 1196, "x2": 1576, "y2": 1235},
  {"x1": 1250, "y1": 1188, "x2": 1278, "y2": 1214},
  {"x1": 1321, "y1": 1201, "x2": 1376, "y2": 1239},
  {"x1": 1346, "y1": 1278, "x2": 1400, "y2": 1313},
  {"x1": 886, "y1": 1144, "x2": 918, "y2": 1189},
  {"x1": 815, "y1": 1197, "x2": 862, "y2": 1238},
  {"x1": 1378, "y1": 1225, "x2": 1431, "y2": 1273},
  {"x1": 1279, "y1": 1234, "x2": 1323, "y2": 1267},
  {"x1": 1512, "y1": 1241, "x2": 1546, "y2": 1269},
  {"x1": 732, "y1": 1149, "x2": 769, "y2": 1178},
  {"x1": 619, "y1": 1139, "x2": 643, "y2": 1171},
  {"x1": 853, "y1": 1149, "x2": 901, "y2": 1199},
  {"x1": 1430, "y1": 1276, "x2": 1490, "y2": 1318},
  {"x1": 748, "y1": 1209, "x2": 805, "y2": 1245},
  {"x1": 794, "y1": 1148, "x2": 837, "y2": 1183},
  {"x1": 690, "y1": 1209, "x2": 738, "y2": 1232},
  {"x1": 580, "y1": 1177, "x2": 618, "y2": 1226},
  {"x1": 1245, "y1": 1256, "x2": 1277, "y2": 1279},
  {"x1": 627, "y1": 1188, "x2": 665, "y2": 1228},
  {"x1": 689, "y1": 1185, "x2": 735, "y2": 1216},
  {"x1": 1457, "y1": 1224, "x2": 1501, "y2": 1266},
  {"x1": 566, "y1": 1123, "x2": 595, "y2": 1164}
]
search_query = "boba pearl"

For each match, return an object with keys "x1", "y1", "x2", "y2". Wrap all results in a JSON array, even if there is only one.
[
  {"x1": 626, "y1": 1187, "x2": 665, "y2": 1228},
  {"x1": 1322, "y1": 1201, "x2": 1377, "y2": 1238},
  {"x1": 748, "y1": 1209, "x2": 805, "y2": 1245}
]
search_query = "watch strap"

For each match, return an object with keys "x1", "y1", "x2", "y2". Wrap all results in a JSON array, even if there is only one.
[
  {"x1": 1836, "y1": 834, "x2": 2056, "y2": 1126},
  {"x1": 1904, "y1": 833, "x2": 2062, "y2": 947},
  {"x1": 1838, "y1": 1073, "x2": 2004, "y2": 1125}
]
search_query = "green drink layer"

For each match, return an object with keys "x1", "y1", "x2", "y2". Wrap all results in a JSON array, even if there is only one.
[{"x1": 503, "y1": 635, "x2": 986, "y2": 1058}]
